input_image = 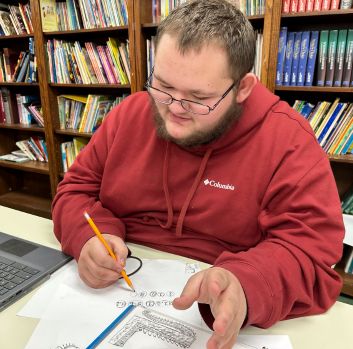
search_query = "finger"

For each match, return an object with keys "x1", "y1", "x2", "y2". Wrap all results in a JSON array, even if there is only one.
[
  {"x1": 81, "y1": 251, "x2": 121, "y2": 285},
  {"x1": 87, "y1": 240, "x2": 121, "y2": 272},
  {"x1": 207, "y1": 329, "x2": 238, "y2": 349}
]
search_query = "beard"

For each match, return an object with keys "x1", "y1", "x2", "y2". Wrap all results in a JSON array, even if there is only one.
[{"x1": 151, "y1": 98, "x2": 243, "y2": 148}]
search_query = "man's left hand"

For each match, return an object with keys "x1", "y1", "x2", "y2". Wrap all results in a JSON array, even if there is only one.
[{"x1": 173, "y1": 267, "x2": 247, "y2": 349}]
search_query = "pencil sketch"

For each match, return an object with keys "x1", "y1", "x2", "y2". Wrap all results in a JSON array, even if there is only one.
[
  {"x1": 109, "y1": 309, "x2": 196, "y2": 348},
  {"x1": 116, "y1": 289, "x2": 176, "y2": 309},
  {"x1": 54, "y1": 343, "x2": 80, "y2": 349}
]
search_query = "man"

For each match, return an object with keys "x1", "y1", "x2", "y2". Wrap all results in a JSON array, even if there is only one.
[{"x1": 52, "y1": 1, "x2": 344, "y2": 348}]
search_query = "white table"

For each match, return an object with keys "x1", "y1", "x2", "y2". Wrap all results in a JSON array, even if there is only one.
[{"x1": 0, "y1": 205, "x2": 352, "y2": 349}]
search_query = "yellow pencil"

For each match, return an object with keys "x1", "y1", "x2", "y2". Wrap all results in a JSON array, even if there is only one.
[{"x1": 83, "y1": 211, "x2": 135, "y2": 292}]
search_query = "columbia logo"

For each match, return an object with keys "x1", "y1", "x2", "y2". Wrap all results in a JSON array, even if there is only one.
[{"x1": 203, "y1": 179, "x2": 235, "y2": 191}]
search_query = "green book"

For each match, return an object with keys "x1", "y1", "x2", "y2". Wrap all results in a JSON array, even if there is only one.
[
  {"x1": 333, "y1": 29, "x2": 348, "y2": 87},
  {"x1": 325, "y1": 30, "x2": 339, "y2": 87},
  {"x1": 342, "y1": 29, "x2": 353, "y2": 87},
  {"x1": 316, "y1": 30, "x2": 329, "y2": 86}
]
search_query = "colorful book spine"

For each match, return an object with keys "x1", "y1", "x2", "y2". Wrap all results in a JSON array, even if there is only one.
[
  {"x1": 306, "y1": 0, "x2": 315, "y2": 10},
  {"x1": 290, "y1": 32, "x2": 302, "y2": 86},
  {"x1": 298, "y1": 0, "x2": 307, "y2": 11},
  {"x1": 321, "y1": 0, "x2": 332, "y2": 10},
  {"x1": 340, "y1": 0, "x2": 353, "y2": 8},
  {"x1": 333, "y1": 29, "x2": 348, "y2": 87},
  {"x1": 276, "y1": 27, "x2": 288, "y2": 86},
  {"x1": 314, "y1": 0, "x2": 323, "y2": 10},
  {"x1": 297, "y1": 31, "x2": 310, "y2": 86},
  {"x1": 283, "y1": 31, "x2": 295, "y2": 86},
  {"x1": 330, "y1": 0, "x2": 341, "y2": 9},
  {"x1": 316, "y1": 30, "x2": 329, "y2": 87},
  {"x1": 282, "y1": 0, "x2": 291, "y2": 12},
  {"x1": 290, "y1": 0, "x2": 299, "y2": 12},
  {"x1": 305, "y1": 31, "x2": 319, "y2": 86},
  {"x1": 325, "y1": 30, "x2": 338, "y2": 87}
]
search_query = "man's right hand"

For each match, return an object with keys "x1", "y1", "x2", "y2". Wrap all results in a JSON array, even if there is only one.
[{"x1": 78, "y1": 234, "x2": 128, "y2": 288}]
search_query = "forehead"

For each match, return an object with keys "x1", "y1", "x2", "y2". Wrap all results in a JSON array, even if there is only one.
[{"x1": 154, "y1": 34, "x2": 232, "y2": 90}]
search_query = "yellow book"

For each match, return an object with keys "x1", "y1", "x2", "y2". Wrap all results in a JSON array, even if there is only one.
[
  {"x1": 309, "y1": 101, "x2": 329, "y2": 131},
  {"x1": 329, "y1": 112, "x2": 353, "y2": 154},
  {"x1": 107, "y1": 38, "x2": 128, "y2": 85},
  {"x1": 40, "y1": 0, "x2": 58, "y2": 32},
  {"x1": 78, "y1": 95, "x2": 94, "y2": 132},
  {"x1": 60, "y1": 95, "x2": 88, "y2": 103},
  {"x1": 334, "y1": 116, "x2": 353, "y2": 155},
  {"x1": 73, "y1": 137, "x2": 89, "y2": 157}
]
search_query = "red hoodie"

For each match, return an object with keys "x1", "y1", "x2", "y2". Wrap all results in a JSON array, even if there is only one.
[{"x1": 52, "y1": 82, "x2": 344, "y2": 329}]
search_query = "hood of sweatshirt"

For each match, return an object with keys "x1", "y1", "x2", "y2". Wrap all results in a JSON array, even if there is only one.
[{"x1": 159, "y1": 81, "x2": 280, "y2": 236}]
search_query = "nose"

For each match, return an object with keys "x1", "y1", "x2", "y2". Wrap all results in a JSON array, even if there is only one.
[{"x1": 168, "y1": 98, "x2": 188, "y2": 114}]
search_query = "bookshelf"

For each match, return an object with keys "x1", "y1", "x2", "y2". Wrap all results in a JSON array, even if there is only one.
[
  {"x1": 0, "y1": 0, "x2": 136, "y2": 218},
  {"x1": 267, "y1": 1, "x2": 353, "y2": 296}
]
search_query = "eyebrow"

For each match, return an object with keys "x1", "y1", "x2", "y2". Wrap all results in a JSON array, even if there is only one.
[{"x1": 153, "y1": 72, "x2": 215, "y2": 95}]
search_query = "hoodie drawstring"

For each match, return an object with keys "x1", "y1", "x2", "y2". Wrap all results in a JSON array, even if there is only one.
[{"x1": 176, "y1": 148, "x2": 213, "y2": 236}]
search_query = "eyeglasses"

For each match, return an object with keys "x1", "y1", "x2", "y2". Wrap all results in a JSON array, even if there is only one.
[{"x1": 145, "y1": 69, "x2": 235, "y2": 116}]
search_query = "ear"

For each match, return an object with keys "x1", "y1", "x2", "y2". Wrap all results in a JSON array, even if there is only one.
[{"x1": 235, "y1": 73, "x2": 257, "y2": 104}]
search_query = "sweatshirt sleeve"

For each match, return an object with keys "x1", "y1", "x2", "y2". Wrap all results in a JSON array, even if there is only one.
[
  {"x1": 202, "y1": 155, "x2": 344, "y2": 329},
  {"x1": 52, "y1": 106, "x2": 126, "y2": 261}
]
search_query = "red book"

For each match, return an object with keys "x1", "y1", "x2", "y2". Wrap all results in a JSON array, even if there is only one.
[
  {"x1": 330, "y1": 0, "x2": 340, "y2": 9},
  {"x1": 290, "y1": 0, "x2": 299, "y2": 12},
  {"x1": 306, "y1": 0, "x2": 315, "y2": 10},
  {"x1": 298, "y1": 0, "x2": 307, "y2": 11},
  {"x1": 282, "y1": 0, "x2": 291, "y2": 12},
  {"x1": 321, "y1": 0, "x2": 331, "y2": 9},
  {"x1": 314, "y1": 0, "x2": 323, "y2": 10}
]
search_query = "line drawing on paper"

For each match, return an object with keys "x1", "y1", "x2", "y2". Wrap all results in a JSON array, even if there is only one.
[{"x1": 109, "y1": 309, "x2": 197, "y2": 348}]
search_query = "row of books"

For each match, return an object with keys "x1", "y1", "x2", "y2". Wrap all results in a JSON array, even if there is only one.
[
  {"x1": 276, "y1": 28, "x2": 353, "y2": 87},
  {"x1": 0, "y1": 89, "x2": 44, "y2": 127},
  {"x1": 0, "y1": 2, "x2": 32, "y2": 36},
  {"x1": 238, "y1": 0, "x2": 266, "y2": 16},
  {"x1": 15, "y1": 137, "x2": 48, "y2": 162},
  {"x1": 152, "y1": 0, "x2": 187, "y2": 23},
  {"x1": 342, "y1": 187, "x2": 353, "y2": 215},
  {"x1": 57, "y1": 94, "x2": 127, "y2": 133},
  {"x1": 146, "y1": 30, "x2": 264, "y2": 80},
  {"x1": 282, "y1": 0, "x2": 352, "y2": 13},
  {"x1": 293, "y1": 98, "x2": 353, "y2": 155},
  {"x1": 40, "y1": 0, "x2": 128, "y2": 32},
  {"x1": 46, "y1": 38, "x2": 130, "y2": 84},
  {"x1": 0, "y1": 38, "x2": 37, "y2": 83},
  {"x1": 61, "y1": 137, "x2": 89, "y2": 172}
]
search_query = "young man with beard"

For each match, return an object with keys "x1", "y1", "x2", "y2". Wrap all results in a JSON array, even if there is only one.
[{"x1": 52, "y1": 1, "x2": 344, "y2": 348}]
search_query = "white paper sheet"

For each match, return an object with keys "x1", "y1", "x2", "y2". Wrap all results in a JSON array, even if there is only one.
[{"x1": 21, "y1": 259, "x2": 292, "y2": 349}]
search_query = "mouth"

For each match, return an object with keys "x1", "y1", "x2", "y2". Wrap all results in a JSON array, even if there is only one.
[{"x1": 168, "y1": 112, "x2": 191, "y2": 124}]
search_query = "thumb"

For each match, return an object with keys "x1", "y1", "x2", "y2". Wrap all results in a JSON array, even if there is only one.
[{"x1": 173, "y1": 273, "x2": 203, "y2": 310}]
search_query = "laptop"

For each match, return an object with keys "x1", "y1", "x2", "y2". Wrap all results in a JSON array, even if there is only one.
[{"x1": 0, "y1": 231, "x2": 72, "y2": 311}]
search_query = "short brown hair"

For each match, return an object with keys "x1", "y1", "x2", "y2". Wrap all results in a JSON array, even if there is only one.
[{"x1": 155, "y1": 0, "x2": 256, "y2": 83}]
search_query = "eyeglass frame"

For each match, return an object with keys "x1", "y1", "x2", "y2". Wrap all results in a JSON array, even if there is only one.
[{"x1": 144, "y1": 67, "x2": 236, "y2": 115}]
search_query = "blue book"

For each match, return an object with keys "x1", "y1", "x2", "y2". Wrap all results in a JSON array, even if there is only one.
[
  {"x1": 297, "y1": 31, "x2": 310, "y2": 86},
  {"x1": 276, "y1": 27, "x2": 288, "y2": 86},
  {"x1": 283, "y1": 31, "x2": 295, "y2": 86},
  {"x1": 305, "y1": 31, "x2": 319, "y2": 86},
  {"x1": 318, "y1": 103, "x2": 345, "y2": 146},
  {"x1": 301, "y1": 102, "x2": 315, "y2": 119},
  {"x1": 290, "y1": 32, "x2": 302, "y2": 86}
]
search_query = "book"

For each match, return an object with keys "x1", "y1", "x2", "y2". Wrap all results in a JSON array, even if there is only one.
[
  {"x1": 321, "y1": 0, "x2": 332, "y2": 10},
  {"x1": 290, "y1": 0, "x2": 299, "y2": 12},
  {"x1": 0, "y1": 9, "x2": 17, "y2": 36},
  {"x1": 306, "y1": 0, "x2": 315, "y2": 10},
  {"x1": 340, "y1": 0, "x2": 353, "y2": 8},
  {"x1": 342, "y1": 29, "x2": 353, "y2": 87},
  {"x1": 282, "y1": 0, "x2": 291, "y2": 12},
  {"x1": 333, "y1": 29, "x2": 348, "y2": 87},
  {"x1": 283, "y1": 31, "x2": 295, "y2": 86},
  {"x1": 316, "y1": 30, "x2": 329, "y2": 87},
  {"x1": 314, "y1": 0, "x2": 323, "y2": 10},
  {"x1": 297, "y1": 31, "x2": 310, "y2": 86},
  {"x1": 40, "y1": 0, "x2": 58, "y2": 32},
  {"x1": 330, "y1": 0, "x2": 341, "y2": 9},
  {"x1": 305, "y1": 31, "x2": 319, "y2": 86},
  {"x1": 290, "y1": 32, "x2": 302, "y2": 86},
  {"x1": 0, "y1": 153, "x2": 30, "y2": 163},
  {"x1": 275, "y1": 27, "x2": 287, "y2": 86},
  {"x1": 298, "y1": 0, "x2": 308, "y2": 11},
  {"x1": 325, "y1": 30, "x2": 338, "y2": 87}
]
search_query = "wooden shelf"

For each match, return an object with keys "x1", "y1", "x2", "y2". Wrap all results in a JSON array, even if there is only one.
[
  {"x1": 0, "y1": 82, "x2": 39, "y2": 87},
  {"x1": 0, "y1": 33, "x2": 34, "y2": 41},
  {"x1": 282, "y1": 9, "x2": 353, "y2": 18},
  {"x1": 43, "y1": 26, "x2": 129, "y2": 37},
  {"x1": 0, "y1": 191, "x2": 51, "y2": 219},
  {"x1": 275, "y1": 86, "x2": 353, "y2": 93},
  {"x1": 328, "y1": 154, "x2": 353, "y2": 164},
  {"x1": 55, "y1": 129, "x2": 92, "y2": 138},
  {"x1": 49, "y1": 83, "x2": 130, "y2": 89},
  {"x1": 0, "y1": 123, "x2": 45, "y2": 132},
  {"x1": 0, "y1": 160, "x2": 49, "y2": 174}
]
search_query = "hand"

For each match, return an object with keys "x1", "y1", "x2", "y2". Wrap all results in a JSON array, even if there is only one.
[
  {"x1": 173, "y1": 267, "x2": 247, "y2": 349},
  {"x1": 78, "y1": 234, "x2": 128, "y2": 288}
]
